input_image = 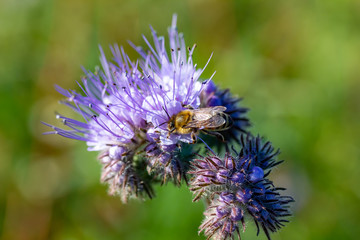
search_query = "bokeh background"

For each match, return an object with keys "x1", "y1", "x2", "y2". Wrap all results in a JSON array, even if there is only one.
[{"x1": 1, "y1": 0, "x2": 360, "y2": 239}]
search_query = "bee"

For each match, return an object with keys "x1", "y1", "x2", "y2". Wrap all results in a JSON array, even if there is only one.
[{"x1": 167, "y1": 106, "x2": 233, "y2": 143}]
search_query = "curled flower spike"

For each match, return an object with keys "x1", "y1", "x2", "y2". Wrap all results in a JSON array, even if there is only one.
[{"x1": 190, "y1": 135, "x2": 294, "y2": 240}]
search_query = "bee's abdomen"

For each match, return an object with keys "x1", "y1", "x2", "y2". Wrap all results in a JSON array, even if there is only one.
[
  {"x1": 224, "y1": 113, "x2": 233, "y2": 129},
  {"x1": 210, "y1": 113, "x2": 233, "y2": 131},
  {"x1": 221, "y1": 113, "x2": 233, "y2": 131}
]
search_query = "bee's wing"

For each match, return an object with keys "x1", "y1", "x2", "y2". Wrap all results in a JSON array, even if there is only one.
[
  {"x1": 209, "y1": 106, "x2": 227, "y2": 112},
  {"x1": 200, "y1": 115, "x2": 226, "y2": 129},
  {"x1": 192, "y1": 111, "x2": 213, "y2": 121},
  {"x1": 192, "y1": 106, "x2": 227, "y2": 115},
  {"x1": 185, "y1": 114, "x2": 226, "y2": 129}
]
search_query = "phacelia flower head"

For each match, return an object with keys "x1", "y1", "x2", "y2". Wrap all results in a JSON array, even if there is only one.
[
  {"x1": 190, "y1": 135, "x2": 294, "y2": 240},
  {"x1": 44, "y1": 15, "x2": 221, "y2": 200}
]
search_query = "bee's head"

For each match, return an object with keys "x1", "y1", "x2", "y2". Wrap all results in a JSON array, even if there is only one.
[
  {"x1": 168, "y1": 117, "x2": 175, "y2": 131},
  {"x1": 161, "y1": 105, "x2": 175, "y2": 132}
]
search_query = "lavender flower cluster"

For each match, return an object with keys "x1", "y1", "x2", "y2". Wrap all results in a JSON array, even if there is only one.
[{"x1": 45, "y1": 15, "x2": 293, "y2": 240}]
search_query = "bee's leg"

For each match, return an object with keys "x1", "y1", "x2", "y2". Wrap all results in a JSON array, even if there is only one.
[
  {"x1": 202, "y1": 130, "x2": 225, "y2": 142},
  {"x1": 167, "y1": 128, "x2": 175, "y2": 138},
  {"x1": 191, "y1": 130, "x2": 198, "y2": 144}
]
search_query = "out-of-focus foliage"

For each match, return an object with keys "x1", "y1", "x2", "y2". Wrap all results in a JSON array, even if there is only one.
[{"x1": 1, "y1": 0, "x2": 359, "y2": 239}]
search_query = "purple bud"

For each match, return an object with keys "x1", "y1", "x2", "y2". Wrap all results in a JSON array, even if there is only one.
[
  {"x1": 207, "y1": 156, "x2": 222, "y2": 167},
  {"x1": 224, "y1": 155, "x2": 235, "y2": 170},
  {"x1": 111, "y1": 161, "x2": 123, "y2": 172},
  {"x1": 219, "y1": 192, "x2": 234, "y2": 204},
  {"x1": 248, "y1": 200, "x2": 262, "y2": 214},
  {"x1": 253, "y1": 184, "x2": 266, "y2": 195},
  {"x1": 230, "y1": 207, "x2": 243, "y2": 221},
  {"x1": 216, "y1": 205, "x2": 230, "y2": 218},
  {"x1": 231, "y1": 172, "x2": 245, "y2": 184},
  {"x1": 216, "y1": 169, "x2": 230, "y2": 183},
  {"x1": 265, "y1": 193, "x2": 276, "y2": 201},
  {"x1": 109, "y1": 146, "x2": 126, "y2": 160},
  {"x1": 249, "y1": 166, "x2": 264, "y2": 182},
  {"x1": 223, "y1": 220, "x2": 234, "y2": 233},
  {"x1": 198, "y1": 170, "x2": 215, "y2": 183},
  {"x1": 100, "y1": 156, "x2": 111, "y2": 164},
  {"x1": 158, "y1": 153, "x2": 171, "y2": 165},
  {"x1": 203, "y1": 170, "x2": 216, "y2": 177},
  {"x1": 199, "y1": 171, "x2": 216, "y2": 183},
  {"x1": 261, "y1": 209, "x2": 270, "y2": 220},
  {"x1": 236, "y1": 189, "x2": 251, "y2": 203}
]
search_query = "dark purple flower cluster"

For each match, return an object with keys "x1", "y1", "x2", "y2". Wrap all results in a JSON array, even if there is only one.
[
  {"x1": 45, "y1": 15, "x2": 293, "y2": 239},
  {"x1": 190, "y1": 135, "x2": 294, "y2": 240}
]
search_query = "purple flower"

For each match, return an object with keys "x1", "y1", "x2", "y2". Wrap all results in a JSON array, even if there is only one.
[
  {"x1": 44, "y1": 15, "x2": 214, "y2": 200},
  {"x1": 190, "y1": 135, "x2": 293, "y2": 240},
  {"x1": 43, "y1": 14, "x2": 294, "y2": 239}
]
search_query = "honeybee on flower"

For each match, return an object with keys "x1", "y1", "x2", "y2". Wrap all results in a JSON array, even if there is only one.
[{"x1": 167, "y1": 106, "x2": 233, "y2": 143}]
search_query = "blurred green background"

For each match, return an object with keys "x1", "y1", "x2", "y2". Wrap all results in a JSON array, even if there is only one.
[{"x1": 1, "y1": 0, "x2": 360, "y2": 239}]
